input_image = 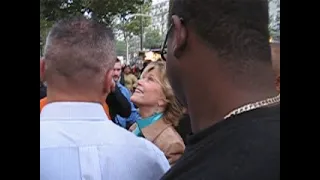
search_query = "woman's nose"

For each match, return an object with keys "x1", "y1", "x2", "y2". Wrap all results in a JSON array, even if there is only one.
[{"x1": 137, "y1": 79, "x2": 144, "y2": 86}]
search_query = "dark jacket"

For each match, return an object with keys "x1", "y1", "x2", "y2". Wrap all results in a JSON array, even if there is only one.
[
  {"x1": 106, "y1": 84, "x2": 131, "y2": 121},
  {"x1": 40, "y1": 83, "x2": 47, "y2": 100}
]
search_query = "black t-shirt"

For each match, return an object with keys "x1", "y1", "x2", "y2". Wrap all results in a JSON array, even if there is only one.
[
  {"x1": 161, "y1": 104, "x2": 280, "y2": 180},
  {"x1": 175, "y1": 114, "x2": 192, "y2": 143}
]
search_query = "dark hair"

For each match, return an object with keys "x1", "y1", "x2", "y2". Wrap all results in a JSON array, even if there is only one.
[
  {"x1": 123, "y1": 65, "x2": 130, "y2": 70},
  {"x1": 141, "y1": 60, "x2": 152, "y2": 72},
  {"x1": 44, "y1": 16, "x2": 116, "y2": 87},
  {"x1": 115, "y1": 58, "x2": 121, "y2": 63},
  {"x1": 171, "y1": 0, "x2": 271, "y2": 65}
]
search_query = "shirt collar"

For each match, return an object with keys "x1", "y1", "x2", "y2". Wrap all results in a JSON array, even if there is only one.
[{"x1": 40, "y1": 102, "x2": 108, "y2": 121}]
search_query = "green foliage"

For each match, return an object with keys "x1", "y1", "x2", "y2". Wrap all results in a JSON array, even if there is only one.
[
  {"x1": 40, "y1": 0, "x2": 147, "y2": 23},
  {"x1": 40, "y1": 17, "x2": 54, "y2": 44},
  {"x1": 144, "y1": 28, "x2": 163, "y2": 49},
  {"x1": 114, "y1": 1, "x2": 152, "y2": 40},
  {"x1": 116, "y1": 40, "x2": 127, "y2": 57},
  {"x1": 40, "y1": 0, "x2": 151, "y2": 43},
  {"x1": 268, "y1": 0, "x2": 280, "y2": 41}
]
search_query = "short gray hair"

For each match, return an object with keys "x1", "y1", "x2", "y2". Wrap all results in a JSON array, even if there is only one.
[{"x1": 44, "y1": 16, "x2": 116, "y2": 90}]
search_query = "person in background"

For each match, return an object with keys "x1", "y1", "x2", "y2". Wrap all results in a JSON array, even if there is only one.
[
  {"x1": 129, "y1": 61, "x2": 185, "y2": 165},
  {"x1": 40, "y1": 16, "x2": 170, "y2": 180},
  {"x1": 106, "y1": 82, "x2": 132, "y2": 122},
  {"x1": 160, "y1": 0, "x2": 280, "y2": 179},
  {"x1": 119, "y1": 70, "x2": 125, "y2": 86},
  {"x1": 123, "y1": 65, "x2": 138, "y2": 92},
  {"x1": 109, "y1": 59, "x2": 140, "y2": 129}
]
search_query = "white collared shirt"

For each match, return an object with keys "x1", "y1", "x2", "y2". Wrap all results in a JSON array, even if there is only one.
[{"x1": 40, "y1": 102, "x2": 170, "y2": 180}]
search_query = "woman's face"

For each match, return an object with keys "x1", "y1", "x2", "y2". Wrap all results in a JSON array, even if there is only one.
[
  {"x1": 131, "y1": 69, "x2": 166, "y2": 107},
  {"x1": 124, "y1": 67, "x2": 131, "y2": 74}
]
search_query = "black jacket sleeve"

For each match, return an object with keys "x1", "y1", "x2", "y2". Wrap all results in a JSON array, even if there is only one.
[
  {"x1": 40, "y1": 85, "x2": 47, "y2": 100},
  {"x1": 106, "y1": 85, "x2": 132, "y2": 120}
]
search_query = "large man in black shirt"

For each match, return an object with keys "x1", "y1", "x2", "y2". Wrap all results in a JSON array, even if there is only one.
[{"x1": 160, "y1": 0, "x2": 280, "y2": 179}]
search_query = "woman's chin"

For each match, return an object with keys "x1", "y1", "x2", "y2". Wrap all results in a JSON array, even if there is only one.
[{"x1": 130, "y1": 94, "x2": 142, "y2": 106}]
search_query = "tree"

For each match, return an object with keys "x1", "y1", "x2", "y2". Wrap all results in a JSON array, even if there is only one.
[
  {"x1": 114, "y1": 1, "x2": 152, "y2": 41},
  {"x1": 114, "y1": 1, "x2": 152, "y2": 60},
  {"x1": 269, "y1": 0, "x2": 280, "y2": 41},
  {"x1": 40, "y1": 16, "x2": 54, "y2": 43},
  {"x1": 40, "y1": 0, "x2": 151, "y2": 44},
  {"x1": 144, "y1": 28, "x2": 163, "y2": 49},
  {"x1": 40, "y1": 0, "x2": 148, "y2": 24},
  {"x1": 116, "y1": 40, "x2": 127, "y2": 58}
]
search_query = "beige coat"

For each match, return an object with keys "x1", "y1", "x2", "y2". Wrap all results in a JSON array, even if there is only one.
[
  {"x1": 129, "y1": 119, "x2": 185, "y2": 165},
  {"x1": 124, "y1": 74, "x2": 138, "y2": 92}
]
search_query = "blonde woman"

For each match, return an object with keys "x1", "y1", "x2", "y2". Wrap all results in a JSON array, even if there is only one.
[{"x1": 130, "y1": 61, "x2": 185, "y2": 165}]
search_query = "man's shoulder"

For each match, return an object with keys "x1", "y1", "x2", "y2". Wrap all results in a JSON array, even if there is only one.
[
  {"x1": 106, "y1": 128, "x2": 170, "y2": 170},
  {"x1": 132, "y1": 138, "x2": 170, "y2": 172},
  {"x1": 41, "y1": 124, "x2": 170, "y2": 180},
  {"x1": 128, "y1": 135, "x2": 168, "y2": 159},
  {"x1": 178, "y1": 107, "x2": 280, "y2": 179},
  {"x1": 40, "y1": 120, "x2": 168, "y2": 160}
]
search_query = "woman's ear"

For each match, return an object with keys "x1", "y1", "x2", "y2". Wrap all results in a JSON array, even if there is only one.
[{"x1": 157, "y1": 99, "x2": 167, "y2": 107}]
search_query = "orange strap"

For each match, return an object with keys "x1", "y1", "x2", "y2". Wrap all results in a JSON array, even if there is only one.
[{"x1": 40, "y1": 97, "x2": 111, "y2": 119}]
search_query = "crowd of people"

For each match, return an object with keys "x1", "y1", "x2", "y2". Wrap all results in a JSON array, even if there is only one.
[{"x1": 40, "y1": 0, "x2": 280, "y2": 180}]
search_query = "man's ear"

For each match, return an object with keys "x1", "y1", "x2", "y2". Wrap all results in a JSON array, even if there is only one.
[
  {"x1": 103, "y1": 69, "x2": 114, "y2": 95},
  {"x1": 171, "y1": 15, "x2": 187, "y2": 59}
]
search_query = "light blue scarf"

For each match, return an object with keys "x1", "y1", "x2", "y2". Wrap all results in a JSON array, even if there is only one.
[{"x1": 133, "y1": 112, "x2": 163, "y2": 137}]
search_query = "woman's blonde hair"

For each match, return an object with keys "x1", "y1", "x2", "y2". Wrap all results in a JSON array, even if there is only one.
[{"x1": 141, "y1": 61, "x2": 183, "y2": 127}]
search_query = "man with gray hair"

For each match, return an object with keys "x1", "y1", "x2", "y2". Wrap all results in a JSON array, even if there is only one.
[{"x1": 40, "y1": 16, "x2": 170, "y2": 180}]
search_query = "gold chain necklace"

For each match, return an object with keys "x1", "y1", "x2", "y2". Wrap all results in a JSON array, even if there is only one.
[{"x1": 224, "y1": 94, "x2": 280, "y2": 119}]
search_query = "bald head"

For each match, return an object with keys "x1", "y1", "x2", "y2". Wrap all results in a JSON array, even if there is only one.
[{"x1": 42, "y1": 16, "x2": 116, "y2": 93}]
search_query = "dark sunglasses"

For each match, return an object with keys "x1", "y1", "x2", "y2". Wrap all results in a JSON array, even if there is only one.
[{"x1": 160, "y1": 18, "x2": 184, "y2": 61}]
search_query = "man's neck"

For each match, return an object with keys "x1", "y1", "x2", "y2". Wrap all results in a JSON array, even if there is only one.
[
  {"x1": 187, "y1": 88, "x2": 278, "y2": 133},
  {"x1": 46, "y1": 89, "x2": 106, "y2": 105}
]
